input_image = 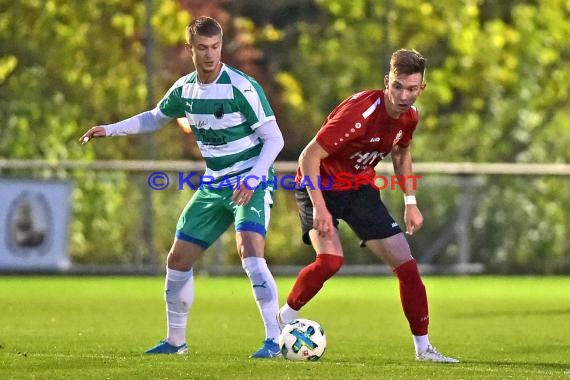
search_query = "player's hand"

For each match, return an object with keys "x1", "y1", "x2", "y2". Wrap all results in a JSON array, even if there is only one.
[
  {"x1": 313, "y1": 205, "x2": 334, "y2": 235},
  {"x1": 404, "y1": 204, "x2": 423, "y2": 235},
  {"x1": 79, "y1": 126, "x2": 106, "y2": 144},
  {"x1": 232, "y1": 187, "x2": 254, "y2": 206}
]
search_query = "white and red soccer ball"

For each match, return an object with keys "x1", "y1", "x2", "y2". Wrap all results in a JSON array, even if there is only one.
[{"x1": 278, "y1": 318, "x2": 327, "y2": 361}]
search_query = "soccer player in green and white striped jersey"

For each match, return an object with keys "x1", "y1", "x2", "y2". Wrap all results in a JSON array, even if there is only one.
[{"x1": 80, "y1": 16, "x2": 284, "y2": 358}]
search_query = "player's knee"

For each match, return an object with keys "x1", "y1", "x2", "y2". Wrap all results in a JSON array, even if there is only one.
[
  {"x1": 166, "y1": 251, "x2": 181, "y2": 267},
  {"x1": 315, "y1": 254, "x2": 344, "y2": 278},
  {"x1": 394, "y1": 258, "x2": 423, "y2": 284},
  {"x1": 166, "y1": 251, "x2": 192, "y2": 271}
]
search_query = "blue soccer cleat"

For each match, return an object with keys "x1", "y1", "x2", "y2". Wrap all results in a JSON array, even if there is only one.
[
  {"x1": 249, "y1": 338, "x2": 282, "y2": 358},
  {"x1": 144, "y1": 339, "x2": 188, "y2": 355}
]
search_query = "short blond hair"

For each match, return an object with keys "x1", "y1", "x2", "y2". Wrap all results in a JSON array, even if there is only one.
[{"x1": 186, "y1": 16, "x2": 223, "y2": 44}]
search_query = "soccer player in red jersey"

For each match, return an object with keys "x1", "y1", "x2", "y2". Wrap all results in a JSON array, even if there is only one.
[{"x1": 278, "y1": 49, "x2": 459, "y2": 363}]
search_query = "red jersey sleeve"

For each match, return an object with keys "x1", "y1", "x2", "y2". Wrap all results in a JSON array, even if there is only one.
[{"x1": 315, "y1": 91, "x2": 379, "y2": 154}]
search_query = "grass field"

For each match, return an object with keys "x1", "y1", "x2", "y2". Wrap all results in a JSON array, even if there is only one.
[{"x1": 0, "y1": 276, "x2": 569, "y2": 379}]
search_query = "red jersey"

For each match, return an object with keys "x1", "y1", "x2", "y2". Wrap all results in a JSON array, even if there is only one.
[{"x1": 296, "y1": 90, "x2": 419, "y2": 191}]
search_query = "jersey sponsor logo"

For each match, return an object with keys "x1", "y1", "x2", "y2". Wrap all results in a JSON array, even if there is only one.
[
  {"x1": 197, "y1": 128, "x2": 227, "y2": 146},
  {"x1": 349, "y1": 150, "x2": 386, "y2": 170}
]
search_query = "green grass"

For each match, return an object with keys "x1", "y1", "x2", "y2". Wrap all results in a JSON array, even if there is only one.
[{"x1": 0, "y1": 276, "x2": 569, "y2": 379}]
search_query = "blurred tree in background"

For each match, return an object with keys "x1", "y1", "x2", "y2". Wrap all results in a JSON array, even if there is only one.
[
  {"x1": 0, "y1": 0, "x2": 190, "y2": 264},
  {"x1": 1, "y1": 0, "x2": 568, "y2": 272},
  {"x1": 276, "y1": 0, "x2": 570, "y2": 163}
]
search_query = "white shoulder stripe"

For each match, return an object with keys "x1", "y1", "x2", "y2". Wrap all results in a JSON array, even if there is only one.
[
  {"x1": 362, "y1": 98, "x2": 381, "y2": 119},
  {"x1": 181, "y1": 83, "x2": 234, "y2": 100}
]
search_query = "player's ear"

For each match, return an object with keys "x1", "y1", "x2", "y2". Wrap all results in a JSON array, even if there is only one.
[{"x1": 384, "y1": 75, "x2": 389, "y2": 88}]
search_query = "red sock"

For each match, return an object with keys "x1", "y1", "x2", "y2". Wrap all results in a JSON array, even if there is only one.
[
  {"x1": 393, "y1": 259, "x2": 429, "y2": 336},
  {"x1": 287, "y1": 254, "x2": 344, "y2": 311}
]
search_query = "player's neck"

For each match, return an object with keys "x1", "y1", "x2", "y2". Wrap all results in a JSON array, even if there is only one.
[
  {"x1": 385, "y1": 103, "x2": 402, "y2": 119},
  {"x1": 197, "y1": 62, "x2": 222, "y2": 84}
]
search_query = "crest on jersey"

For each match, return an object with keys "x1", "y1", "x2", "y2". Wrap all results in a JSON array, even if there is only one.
[
  {"x1": 214, "y1": 104, "x2": 224, "y2": 119},
  {"x1": 393, "y1": 130, "x2": 403, "y2": 146}
]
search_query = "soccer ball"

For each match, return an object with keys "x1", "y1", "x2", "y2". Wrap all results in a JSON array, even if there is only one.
[{"x1": 278, "y1": 318, "x2": 327, "y2": 361}]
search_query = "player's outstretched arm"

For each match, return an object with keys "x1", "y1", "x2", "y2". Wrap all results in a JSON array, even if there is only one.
[
  {"x1": 80, "y1": 108, "x2": 172, "y2": 145},
  {"x1": 79, "y1": 126, "x2": 107, "y2": 144}
]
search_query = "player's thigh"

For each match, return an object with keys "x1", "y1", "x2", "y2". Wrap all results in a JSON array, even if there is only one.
[
  {"x1": 294, "y1": 188, "x2": 341, "y2": 246},
  {"x1": 235, "y1": 230, "x2": 266, "y2": 259},
  {"x1": 176, "y1": 188, "x2": 233, "y2": 248},
  {"x1": 167, "y1": 238, "x2": 205, "y2": 270},
  {"x1": 366, "y1": 233, "x2": 413, "y2": 269},
  {"x1": 308, "y1": 228, "x2": 344, "y2": 256}
]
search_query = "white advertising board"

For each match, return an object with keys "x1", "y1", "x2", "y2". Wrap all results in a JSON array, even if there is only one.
[{"x1": 0, "y1": 178, "x2": 72, "y2": 271}]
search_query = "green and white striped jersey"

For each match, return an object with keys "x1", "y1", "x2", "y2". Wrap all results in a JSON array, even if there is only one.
[{"x1": 158, "y1": 63, "x2": 276, "y2": 183}]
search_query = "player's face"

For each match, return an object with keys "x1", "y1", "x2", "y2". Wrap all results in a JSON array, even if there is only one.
[
  {"x1": 188, "y1": 34, "x2": 222, "y2": 76},
  {"x1": 384, "y1": 72, "x2": 425, "y2": 117}
]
